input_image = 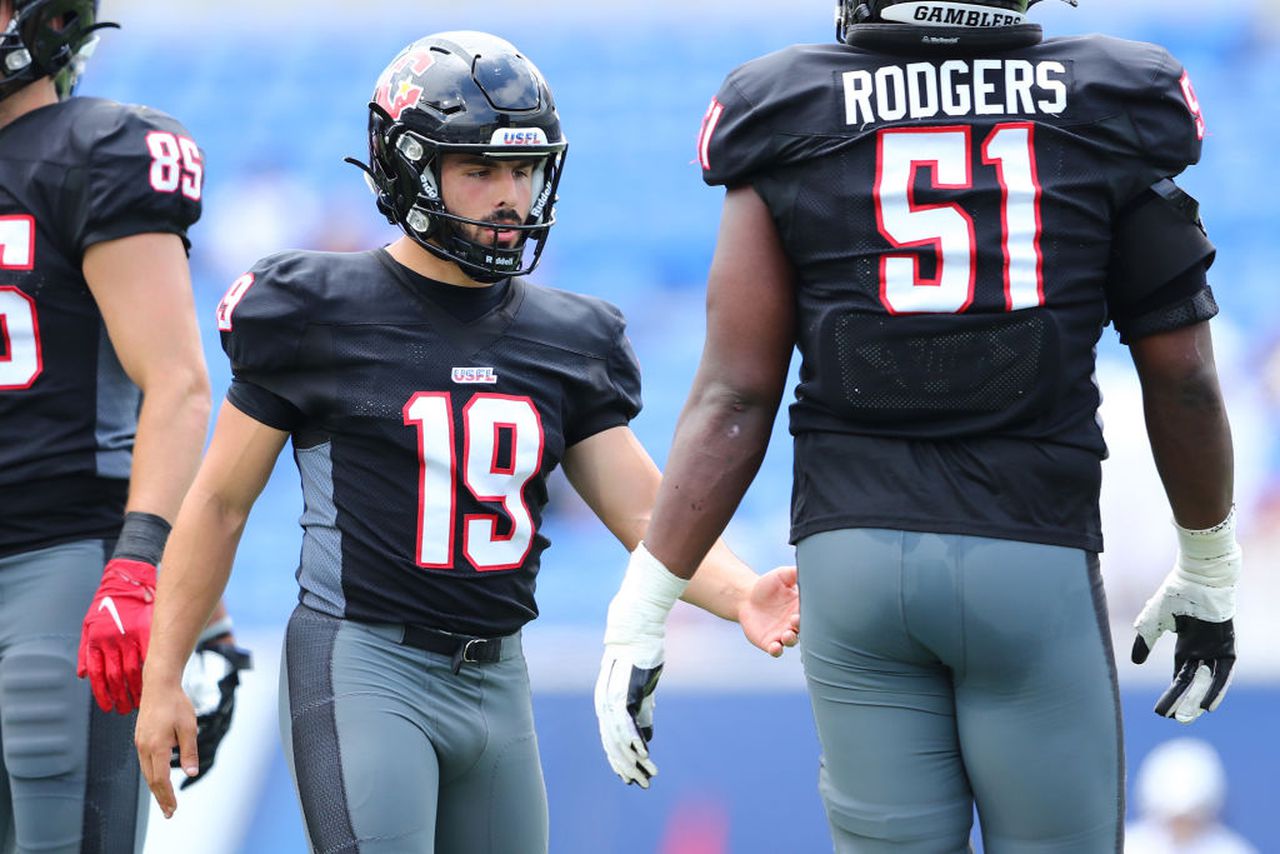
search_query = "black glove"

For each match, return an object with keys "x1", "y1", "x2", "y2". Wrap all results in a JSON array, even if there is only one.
[
  {"x1": 170, "y1": 639, "x2": 252, "y2": 788},
  {"x1": 1131, "y1": 509, "x2": 1240, "y2": 723},
  {"x1": 1134, "y1": 615, "x2": 1236, "y2": 720}
]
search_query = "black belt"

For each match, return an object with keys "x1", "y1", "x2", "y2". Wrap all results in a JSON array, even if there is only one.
[{"x1": 401, "y1": 624, "x2": 503, "y2": 674}]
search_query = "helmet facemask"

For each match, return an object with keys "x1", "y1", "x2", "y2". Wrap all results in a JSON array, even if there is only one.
[
  {"x1": 0, "y1": 0, "x2": 115, "y2": 101},
  {"x1": 373, "y1": 120, "x2": 566, "y2": 284}
]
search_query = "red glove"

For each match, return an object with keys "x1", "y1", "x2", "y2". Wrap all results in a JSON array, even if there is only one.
[{"x1": 76, "y1": 558, "x2": 157, "y2": 714}]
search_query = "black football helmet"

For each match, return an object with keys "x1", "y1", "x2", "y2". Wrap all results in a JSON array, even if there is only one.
[
  {"x1": 0, "y1": 0, "x2": 115, "y2": 101},
  {"x1": 836, "y1": 0, "x2": 1075, "y2": 43},
  {"x1": 348, "y1": 31, "x2": 568, "y2": 283}
]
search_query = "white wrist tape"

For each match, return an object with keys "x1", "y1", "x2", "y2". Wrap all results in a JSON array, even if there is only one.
[
  {"x1": 1175, "y1": 506, "x2": 1241, "y2": 588},
  {"x1": 603, "y1": 543, "x2": 689, "y2": 647}
]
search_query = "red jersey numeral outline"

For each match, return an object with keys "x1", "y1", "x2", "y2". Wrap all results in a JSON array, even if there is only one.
[
  {"x1": 146, "y1": 131, "x2": 204, "y2": 201},
  {"x1": 215, "y1": 272, "x2": 256, "y2": 332},
  {"x1": 697, "y1": 96, "x2": 725, "y2": 171},
  {"x1": 1179, "y1": 70, "x2": 1207, "y2": 141},
  {"x1": 873, "y1": 122, "x2": 1046, "y2": 315},
  {"x1": 403, "y1": 391, "x2": 544, "y2": 572},
  {"x1": 0, "y1": 215, "x2": 42, "y2": 390}
]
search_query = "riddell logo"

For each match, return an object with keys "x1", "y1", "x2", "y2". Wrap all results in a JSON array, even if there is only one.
[{"x1": 452, "y1": 367, "x2": 498, "y2": 384}]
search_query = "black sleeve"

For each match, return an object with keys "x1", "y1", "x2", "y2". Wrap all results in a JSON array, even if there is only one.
[
  {"x1": 226, "y1": 378, "x2": 306, "y2": 432},
  {"x1": 700, "y1": 67, "x2": 774, "y2": 188},
  {"x1": 1106, "y1": 178, "x2": 1218, "y2": 343},
  {"x1": 73, "y1": 104, "x2": 204, "y2": 253},
  {"x1": 218, "y1": 254, "x2": 313, "y2": 417},
  {"x1": 1112, "y1": 269, "x2": 1218, "y2": 345},
  {"x1": 1078, "y1": 39, "x2": 1207, "y2": 203},
  {"x1": 1130, "y1": 46, "x2": 1205, "y2": 178},
  {"x1": 565, "y1": 326, "x2": 643, "y2": 447}
]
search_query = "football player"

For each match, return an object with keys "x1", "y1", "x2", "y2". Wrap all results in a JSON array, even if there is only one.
[
  {"x1": 133, "y1": 31, "x2": 799, "y2": 852},
  {"x1": 0, "y1": 2, "x2": 247, "y2": 851},
  {"x1": 594, "y1": 1, "x2": 1240, "y2": 851}
]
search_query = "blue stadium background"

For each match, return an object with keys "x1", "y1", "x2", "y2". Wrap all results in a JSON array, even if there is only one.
[{"x1": 81, "y1": 1, "x2": 1280, "y2": 851}]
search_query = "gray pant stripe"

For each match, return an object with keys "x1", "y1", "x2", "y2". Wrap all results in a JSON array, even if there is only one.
[
  {"x1": 285, "y1": 605, "x2": 358, "y2": 854},
  {"x1": 80, "y1": 700, "x2": 145, "y2": 854},
  {"x1": 1086, "y1": 553, "x2": 1125, "y2": 854}
]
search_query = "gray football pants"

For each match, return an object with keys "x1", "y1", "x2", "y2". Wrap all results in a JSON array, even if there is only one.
[
  {"x1": 797, "y1": 529, "x2": 1122, "y2": 854},
  {"x1": 0, "y1": 540, "x2": 147, "y2": 854},
  {"x1": 279, "y1": 605, "x2": 548, "y2": 854}
]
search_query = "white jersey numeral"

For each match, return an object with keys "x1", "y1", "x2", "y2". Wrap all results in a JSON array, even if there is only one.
[
  {"x1": 404, "y1": 393, "x2": 458, "y2": 568},
  {"x1": 876, "y1": 127, "x2": 977, "y2": 314},
  {"x1": 215, "y1": 273, "x2": 256, "y2": 332},
  {"x1": 875, "y1": 123, "x2": 1045, "y2": 314},
  {"x1": 0, "y1": 287, "x2": 42, "y2": 390},
  {"x1": 0, "y1": 216, "x2": 41, "y2": 390},
  {"x1": 403, "y1": 392, "x2": 544, "y2": 571},
  {"x1": 146, "y1": 131, "x2": 204, "y2": 200}
]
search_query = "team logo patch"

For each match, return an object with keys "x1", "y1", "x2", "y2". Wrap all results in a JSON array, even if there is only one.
[
  {"x1": 452, "y1": 366, "x2": 498, "y2": 384},
  {"x1": 374, "y1": 46, "x2": 436, "y2": 121},
  {"x1": 489, "y1": 127, "x2": 548, "y2": 147}
]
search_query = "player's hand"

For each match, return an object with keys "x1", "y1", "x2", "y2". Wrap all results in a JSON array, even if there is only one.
[
  {"x1": 595, "y1": 647, "x2": 661, "y2": 788},
  {"x1": 594, "y1": 544, "x2": 688, "y2": 789},
  {"x1": 76, "y1": 558, "x2": 157, "y2": 714},
  {"x1": 1131, "y1": 509, "x2": 1240, "y2": 724},
  {"x1": 171, "y1": 638, "x2": 252, "y2": 789},
  {"x1": 739, "y1": 565, "x2": 800, "y2": 657},
  {"x1": 135, "y1": 670, "x2": 198, "y2": 819}
]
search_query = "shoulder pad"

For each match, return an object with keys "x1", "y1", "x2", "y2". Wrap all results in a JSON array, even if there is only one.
[
  {"x1": 699, "y1": 45, "x2": 828, "y2": 187},
  {"x1": 517, "y1": 285, "x2": 641, "y2": 443},
  {"x1": 71, "y1": 99, "x2": 204, "y2": 252},
  {"x1": 217, "y1": 251, "x2": 316, "y2": 376},
  {"x1": 516, "y1": 282, "x2": 630, "y2": 358},
  {"x1": 1057, "y1": 35, "x2": 1204, "y2": 177}
]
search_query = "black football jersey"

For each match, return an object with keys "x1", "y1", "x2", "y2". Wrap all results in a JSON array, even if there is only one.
[
  {"x1": 218, "y1": 249, "x2": 642, "y2": 636},
  {"x1": 0, "y1": 98, "x2": 203, "y2": 557},
  {"x1": 698, "y1": 26, "x2": 1217, "y2": 551}
]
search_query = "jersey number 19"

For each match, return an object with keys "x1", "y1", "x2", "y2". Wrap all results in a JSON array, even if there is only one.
[{"x1": 403, "y1": 392, "x2": 544, "y2": 572}]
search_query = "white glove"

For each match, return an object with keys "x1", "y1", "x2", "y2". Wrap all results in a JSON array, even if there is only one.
[
  {"x1": 172, "y1": 639, "x2": 252, "y2": 789},
  {"x1": 181, "y1": 646, "x2": 235, "y2": 717},
  {"x1": 1132, "y1": 508, "x2": 1240, "y2": 724},
  {"x1": 594, "y1": 543, "x2": 688, "y2": 788}
]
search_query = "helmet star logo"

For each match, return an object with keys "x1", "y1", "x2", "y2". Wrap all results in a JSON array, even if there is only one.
[{"x1": 374, "y1": 47, "x2": 435, "y2": 121}]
